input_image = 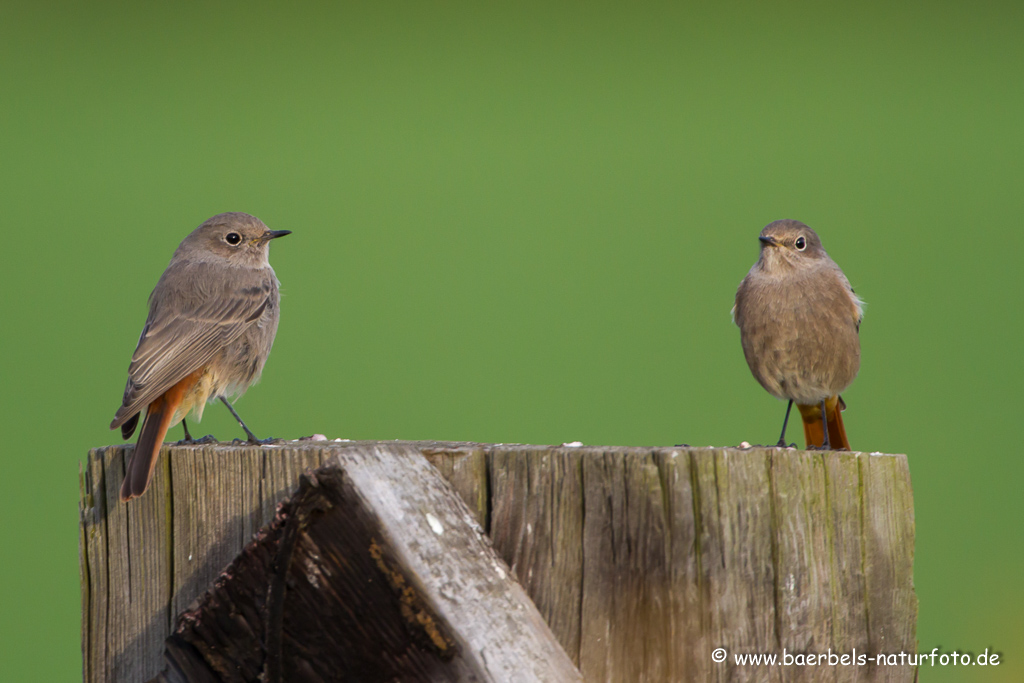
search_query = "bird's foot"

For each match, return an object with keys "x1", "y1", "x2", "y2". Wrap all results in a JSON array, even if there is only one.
[
  {"x1": 232, "y1": 436, "x2": 284, "y2": 445},
  {"x1": 176, "y1": 434, "x2": 218, "y2": 445}
]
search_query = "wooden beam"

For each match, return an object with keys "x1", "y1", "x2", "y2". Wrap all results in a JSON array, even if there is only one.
[{"x1": 155, "y1": 445, "x2": 581, "y2": 682}]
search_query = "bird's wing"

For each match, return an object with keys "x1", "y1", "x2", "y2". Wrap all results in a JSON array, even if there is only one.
[
  {"x1": 110, "y1": 268, "x2": 272, "y2": 429},
  {"x1": 838, "y1": 270, "x2": 865, "y2": 331}
]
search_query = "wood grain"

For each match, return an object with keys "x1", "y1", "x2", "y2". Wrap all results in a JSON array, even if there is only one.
[
  {"x1": 80, "y1": 442, "x2": 917, "y2": 682},
  {"x1": 156, "y1": 446, "x2": 580, "y2": 682}
]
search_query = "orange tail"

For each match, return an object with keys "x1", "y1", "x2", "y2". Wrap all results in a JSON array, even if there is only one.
[
  {"x1": 119, "y1": 369, "x2": 202, "y2": 502},
  {"x1": 797, "y1": 396, "x2": 850, "y2": 451}
]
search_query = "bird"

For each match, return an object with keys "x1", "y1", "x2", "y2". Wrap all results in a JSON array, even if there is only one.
[
  {"x1": 733, "y1": 219, "x2": 863, "y2": 450},
  {"x1": 110, "y1": 212, "x2": 290, "y2": 501}
]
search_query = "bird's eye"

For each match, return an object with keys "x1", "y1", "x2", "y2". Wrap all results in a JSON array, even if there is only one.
[
  {"x1": 225, "y1": 232, "x2": 241, "y2": 245},
  {"x1": 795, "y1": 236, "x2": 806, "y2": 250}
]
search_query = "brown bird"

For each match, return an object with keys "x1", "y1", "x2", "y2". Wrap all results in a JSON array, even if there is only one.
[
  {"x1": 110, "y1": 213, "x2": 290, "y2": 501},
  {"x1": 733, "y1": 219, "x2": 863, "y2": 450}
]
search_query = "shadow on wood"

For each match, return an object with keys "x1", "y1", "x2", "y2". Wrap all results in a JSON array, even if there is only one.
[{"x1": 81, "y1": 442, "x2": 917, "y2": 683}]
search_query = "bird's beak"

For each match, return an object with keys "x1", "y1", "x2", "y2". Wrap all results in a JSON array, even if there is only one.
[
  {"x1": 259, "y1": 230, "x2": 292, "y2": 243},
  {"x1": 758, "y1": 235, "x2": 778, "y2": 247}
]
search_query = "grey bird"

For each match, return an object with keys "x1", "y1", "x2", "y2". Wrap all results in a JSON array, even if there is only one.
[
  {"x1": 110, "y1": 212, "x2": 290, "y2": 501},
  {"x1": 733, "y1": 219, "x2": 863, "y2": 450}
]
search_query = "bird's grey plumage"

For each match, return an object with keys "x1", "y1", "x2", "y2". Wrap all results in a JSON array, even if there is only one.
[
  {"x1": 111, "y1": 212, "x2": 283, "y2": 432},
  {"x1": 733, "y1": 220, "x2": 863, "y2": 405}
]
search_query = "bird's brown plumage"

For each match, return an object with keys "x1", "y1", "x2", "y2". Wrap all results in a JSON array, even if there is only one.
[
  {"x1": 733, "y1": 219, "x2": 862, "y2": 449},
  {"x1": 112, "y1": 212, "x2": 289, "y2": 501}
]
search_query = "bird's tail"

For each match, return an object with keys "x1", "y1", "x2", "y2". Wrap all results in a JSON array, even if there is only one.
[
  {"x1": 119, "y1": 369, "x2": 202, "y2": 501},
  {"x1": 797, "y1": 395, "x2": 850, "y2": 450}
]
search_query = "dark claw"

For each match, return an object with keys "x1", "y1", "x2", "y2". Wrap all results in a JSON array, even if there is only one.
[
  {"x1": 233, "y1": 437, "x2": 283, "y2": 445},
  {"x1": 177, "y1": 434, "x2": 218, "y2": 445}
]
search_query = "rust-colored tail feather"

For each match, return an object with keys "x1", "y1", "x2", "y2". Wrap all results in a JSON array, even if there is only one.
[
  {"x1": 119, "y1": 369, "x2": 203, "y2": 502},
  {"x1": 120, "y1": 393, "x2": 178, "y2": 502},
  {"x1": 797, "y1": 395, "x2": 850, "y2": 450}
]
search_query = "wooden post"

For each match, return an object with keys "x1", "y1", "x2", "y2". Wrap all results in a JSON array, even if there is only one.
[{"x1": 81, "y1": 442, "x2": 917, "y2": 683}]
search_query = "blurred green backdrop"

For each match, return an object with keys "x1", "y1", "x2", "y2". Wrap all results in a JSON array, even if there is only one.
[{"x1": 1, "y1": 1, "x2": 1021, "y2": 680}]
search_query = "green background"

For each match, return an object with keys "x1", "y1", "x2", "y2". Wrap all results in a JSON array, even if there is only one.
[{"x1": 1, "y1": 2, "x2": 1021, "y2": 680}]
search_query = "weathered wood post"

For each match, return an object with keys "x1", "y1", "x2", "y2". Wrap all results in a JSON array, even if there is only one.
[{"x1": 81, "y1": 441, "x2": 917, "y2": 683}]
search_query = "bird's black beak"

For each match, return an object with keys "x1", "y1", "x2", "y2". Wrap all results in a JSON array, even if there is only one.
[
  {"x1": 260, "y1": 230, "x2": 292, "y2": 242},
  {"x1": 758, "y1": 235, "x2": 778, "y2": 247}
]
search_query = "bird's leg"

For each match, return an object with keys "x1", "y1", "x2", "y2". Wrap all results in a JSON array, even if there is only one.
[
  {"x1": 176, "y1": 418, "x2": 218, "y2": 445},
  {"x1": 776, "y1": 400, "x2": 794, "y2": 447},
  {"x1": 220, "y1": 397, "x2": 261, "y2": 443},
  {"x1": 219, "y1": 398, "x2": 283, "y2": 444},
  {"x1": 820, "y1": 399, "x2": 831, "y2": 450}
]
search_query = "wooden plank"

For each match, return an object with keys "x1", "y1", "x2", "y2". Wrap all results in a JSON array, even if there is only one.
[
  {"x1": 861, "y1": 453, "x2": 918, "y2": 682},
  {"x1": 489, "y1": 447, "x2": 585, "y2": 665},
  {"x1": 696, "y1": 448, "x2": 781, "y2": 683},
  {"x1": 80, "y1": 450, "x2": 109, "y2": 683},
  {"x1": 577, "y1": 448, "x2": 675, "y2": 682},
  {"x1": 823, "y1": 452, "x2": 870, "y2": 683},
  {"x1": 423, "y1": 445, "x2": 489, "y2": 529},
  {"x1": 258, "y1": 443, "x2": 328, "y2": 524},
  {"x1": 168, "y1": 444, "x2": 265, "y2": 619},
  {"x1": 93, "y1": 446, "x2": 174, "y2": 683},
  {"x1": 769, "y1": 449, "x2": 835, "y2": 683},
  {"x1": 654, "y1": 448, "x2": 705, "y2": 682}
]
